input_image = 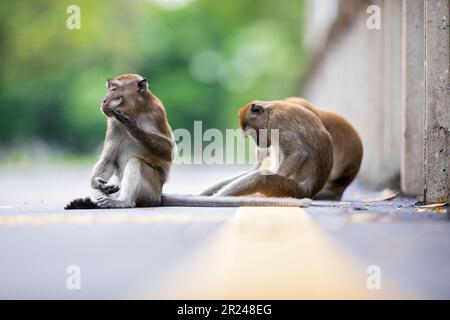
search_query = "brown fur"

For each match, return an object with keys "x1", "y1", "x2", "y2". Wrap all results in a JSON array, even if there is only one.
[
  {"x1": 66, "y1": 75, "x2": 313, "y2": 209},
  {"x1": 202, "y1": 100, "x2": 334, "y2": 199},
  {"x1": 67, "y1": 73, "x2": 175, "y2": 209},
  {"x1": 284, "y1": 97, "x2": 363, "y2": 199}
]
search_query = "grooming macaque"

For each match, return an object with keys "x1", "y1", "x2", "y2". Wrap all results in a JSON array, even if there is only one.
[
  {"x1": 65, "y1": 74, "x2": 311, "y2": 209},
  {"x1": 202, "y1": 100, "x2": 335, "y2": 199},
  {"x1": 202, "y1": 98, "x2": 363, "y2": 200},
  {"x1": 285, "y1": 97, "x2": 363, "y2": 200}
]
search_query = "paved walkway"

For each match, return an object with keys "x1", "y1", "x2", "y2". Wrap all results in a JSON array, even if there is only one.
[{"x1": 0, "y1": 164, "x2": 448, "y2": 299}]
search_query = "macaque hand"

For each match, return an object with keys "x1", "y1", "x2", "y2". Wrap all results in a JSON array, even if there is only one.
[
  {"x1": 112, "y1": 109, "x2": 137, "y2": 128},
  {"x1": 93, "y1": 177, "x2": 120, "y2": 194}
]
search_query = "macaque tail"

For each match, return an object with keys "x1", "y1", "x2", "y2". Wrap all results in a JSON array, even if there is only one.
[
  {"x1": 160, "y1": 194, "x2": 312, "y2": 207},
  {"x1": 65, "y1": 197, "x2": 98, "y2": 210},
  {"x1": 64, "y1": 194, "x2": 312, "y2": 209}
]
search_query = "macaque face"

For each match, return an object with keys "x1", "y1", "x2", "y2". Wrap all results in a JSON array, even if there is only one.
[
  {"x1": 239, "y1": 101, "x2": 270, "y2": 146},
  {"x1": 101, "y1": 76, "x2": 148, "y2": 117}
]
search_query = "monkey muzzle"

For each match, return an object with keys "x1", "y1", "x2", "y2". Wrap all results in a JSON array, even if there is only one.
[{"x1": 101, "y1": 96, "x2": 123, "y2": 117}]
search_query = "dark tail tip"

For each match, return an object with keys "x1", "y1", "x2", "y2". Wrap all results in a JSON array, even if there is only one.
[{"x1": 64, "y1": 197, "x2": 98, "y2": 210}]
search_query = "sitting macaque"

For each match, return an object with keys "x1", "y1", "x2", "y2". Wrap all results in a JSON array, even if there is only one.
[
  {"x1": 66, "y1": 75, "x2": 311, "y2": 209},
  {"x1": 66, "y1": 73, "x2": 175, "y2": 209},
  {"x1": 202, "y1": 98, "x2": 363, "y2": 200},
  {"x1": 285, "y1": 97, "x2": 363, "y2": 200},
  {"x1": 202, "y1": 100, "x2": 335, "y2": 199}
]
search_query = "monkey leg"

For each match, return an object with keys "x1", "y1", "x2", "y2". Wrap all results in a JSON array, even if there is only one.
[
  {"x1": 313, "y1": 181, "x2": 348, "y2": 200},
  {"x1": 214, "y1": 169, "x2": 310, "y2": 198},
  {"x1": 201, "y1": 148, "x2": 268, "y2": 196},
  {"x1": 201, "y1": 171, "x2": 253, "y2": 196},
  {"x1": 96, "y1": 157, "x2": 162, "y2": 208},
  {"x1": 312, "y1": 187, "x2": 344, "y2": 201},
  {"x1": 313, "y1": 171, "x2": 357, "y2": 201}
]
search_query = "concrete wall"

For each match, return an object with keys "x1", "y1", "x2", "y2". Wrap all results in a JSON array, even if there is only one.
[
  {"x1": 424, "y1": 0, "x2": 450, "y2": 203},
  {"x1": 401, "y1": 0, "x2": 424, "y2": 196},
  {"x1": 303, "y1": 0, "x2": 402, "y2": 187},
  {"x1": 302, "y1": 0, "x2": 449, "y2": 203}
]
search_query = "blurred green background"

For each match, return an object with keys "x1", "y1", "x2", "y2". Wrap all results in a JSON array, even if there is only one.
[{"x1": 0, "y1": 0, "x2": 306, "y2": 160}]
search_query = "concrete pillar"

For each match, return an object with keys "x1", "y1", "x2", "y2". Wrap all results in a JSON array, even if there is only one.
[
  {"x1": 379, "y1": 0, "x2": 403, "y2": 185},
  {"x1": 363, "y1": 0, "x2": 391, "y2": 185},
  {"x1": 302, "y1": 0, "x2": 403, "y2": 187},
  {"x1": 424, "y1": 0, "x2": 450, "y2": 203},
  {"x1": 401, "y1": 0, "x2": 424, "y2": 196}
]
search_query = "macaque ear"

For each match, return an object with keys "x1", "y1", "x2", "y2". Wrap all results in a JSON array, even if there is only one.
[
  {"x1": 250, "y1": 103, "x2": 265, "y2": 115},
  {"x1": 137, "y1": 78, "x2": 148, "y2": 93}
]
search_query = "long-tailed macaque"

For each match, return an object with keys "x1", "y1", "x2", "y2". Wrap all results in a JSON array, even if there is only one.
[
  {"x1": 65, "y1": 74, "x2": 311, "y2": 209},
  {"x1": 202, "y1": 98, "x2": 363, "y2": 200},
  {"x1": 284, "y1": 97, "x2": 363, "y2": 200},
  {"x1": 202, "y1": 100, "x2": 334, "y2": 199}
]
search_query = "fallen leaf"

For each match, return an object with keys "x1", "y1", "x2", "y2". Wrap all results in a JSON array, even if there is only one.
[
  {"x1": 415, "y1": 202, "x2": 448, "y2": 209},
  {"x1": 362, "y1": 189, "x2": 399, "y2": 202}
]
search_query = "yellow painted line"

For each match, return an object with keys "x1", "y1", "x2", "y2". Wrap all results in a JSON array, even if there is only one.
[
  {"x1": 0, "y1": 212, "x2": 228, "y2": 226},
  {"x1": 153, "y1": 207, "x2": 408, "y2": 299}
]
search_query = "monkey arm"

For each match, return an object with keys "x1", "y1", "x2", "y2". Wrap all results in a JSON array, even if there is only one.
[
  {"x1": 255, "y1": 147, "x2": 270, "y2": 168},
  {"x1": 132, "y1": 130, "x2": 173, "y2": 162},
  {"x1": 90, "y1": 156, "x2": 119, "y2": 194},
  {"x1": 112, "y1": 110, "x2": 173, "y2": 161},
  {"x1": 276, "y1": 152, "x2": 307, "y2": 177}
]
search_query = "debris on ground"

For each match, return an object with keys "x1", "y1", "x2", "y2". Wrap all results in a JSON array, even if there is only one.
[
  {"x1": 415, "y1": 202, "x2": 448, "y2": 209},
  {"x1": 414, "y1": 202, "x2": 448, "y2": 214},
  {"x1": 362, "y1": 188, "x2": 399, "y2": 203}
]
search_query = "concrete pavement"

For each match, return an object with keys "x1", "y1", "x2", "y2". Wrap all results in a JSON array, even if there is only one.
[{"x1": 0, "y1": 164, "x2": 449, "y2": 299}]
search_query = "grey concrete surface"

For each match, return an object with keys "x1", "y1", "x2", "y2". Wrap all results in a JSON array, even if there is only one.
[
  {"x1": 303, "y1": 0, "x2": 403, "y2": 187},
  {"x1": 303, "y1": 0, "x2": 449, "y2": 202},
  {"x1": 0, "y1": 164, "x2": 449, "y2": 299},
  {"x1": 401, "y1": 0, "x2": 424, "y2": 196},
  {"x1": 424, "y1": 0, "x2": 450, "y2": 203}
]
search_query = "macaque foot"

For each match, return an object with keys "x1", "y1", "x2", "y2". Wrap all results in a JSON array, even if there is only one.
[{"x1": 95, "y1": 195, "x2": 134, "y2": 209}]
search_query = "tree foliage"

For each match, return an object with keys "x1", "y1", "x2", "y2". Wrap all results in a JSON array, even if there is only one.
[{"x1": 0, "y1": 0, "x2": 306, "y2": 153}]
